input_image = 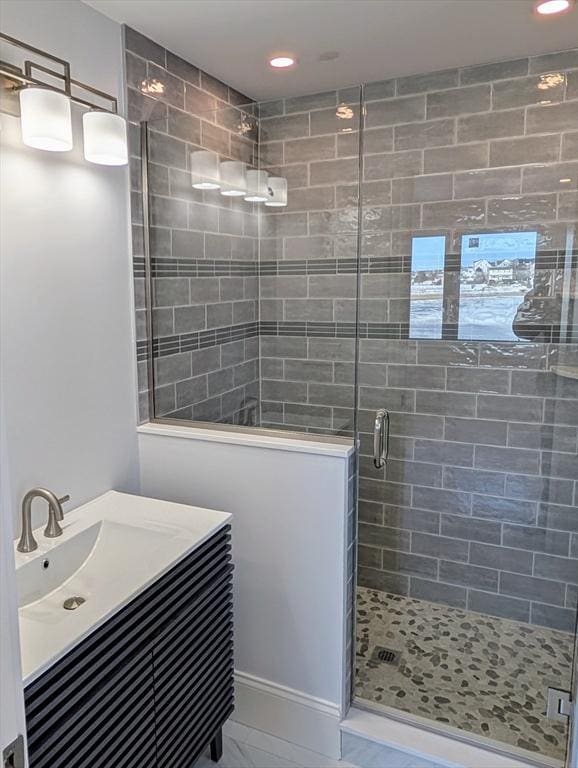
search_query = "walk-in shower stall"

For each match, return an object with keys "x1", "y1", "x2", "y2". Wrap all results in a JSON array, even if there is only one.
[{"x1": 129, "y1": 41, "x2": 578, "y2": 766}]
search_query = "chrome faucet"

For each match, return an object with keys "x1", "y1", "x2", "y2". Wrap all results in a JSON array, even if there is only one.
[{"x1": 17, "y1": 488, "x2": 70, "y2": 553}]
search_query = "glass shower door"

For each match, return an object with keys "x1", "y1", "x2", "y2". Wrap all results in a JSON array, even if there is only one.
[{"x1": 354, "y1": 52, "x2": 578, "y2": 764}]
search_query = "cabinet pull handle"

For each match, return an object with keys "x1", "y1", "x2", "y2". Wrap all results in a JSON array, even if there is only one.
[{"x1": 373, "y1": 408, "x2": 390, "y2": 469}]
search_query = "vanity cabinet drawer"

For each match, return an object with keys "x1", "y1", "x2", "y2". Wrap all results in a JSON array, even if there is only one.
[{"x1": 25, "y1": 524, "x2": 234, "y2": 768}]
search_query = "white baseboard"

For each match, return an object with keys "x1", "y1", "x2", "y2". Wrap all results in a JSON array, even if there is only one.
[{"x1": 232, "y1": 671, "x2": 342, "y2": 759}]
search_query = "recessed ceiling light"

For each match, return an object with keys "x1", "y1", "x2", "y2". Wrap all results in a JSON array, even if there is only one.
[
  {"x1": 535, "y1": 0, "x2": 573, "y2": 15},
  {"x1": 269, "y1": 55, "x2": 296, "y2": 69}
]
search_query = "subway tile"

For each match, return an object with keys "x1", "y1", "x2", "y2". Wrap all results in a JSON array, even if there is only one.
[
  {"x1": 359, "y1": 477, "x2": 412, "y2": 506},
  {"x1": 489, "y1": 135, "x2": 561, "y2": 167},
  {"x1": 538, "y1": 503, "x2": 578, "y2": 533},
  {"x1": 364, "y1": 150, "x2": 423, "y2": 180},
  {"x1": 364, "y1": 79, "x2": 396, "y2": 101},
  {"x1": 424, "y1": 143, "x2": 489, "y2": 174},
  {"x1": 361, "y1": 273, "x2": 410, "y2": 299},
  {"x1": 501, "y1": 571, "x2": 564, "y2": 606},
  {"x1": 477, "y1": 394, "x2": 543, "y2": 423},
  {"x1": 310, "y1": 106, "x2": 361, "y2": 136},
  {"x1": 427, "y1": 84, "x2": 491, "y2": 118},
  {"x1": 358, "y1": 567, "x2": 409, "y2": 594},
  {"x1": 447, "y1": 368, "x2": 509, "y2": 394},
  {"x1": 443, "y1": 466, "x2": 504, "y2": 494},
  {"x1": 470, "y1": 542, "x2": 532, "y2": 574},
  {"x1": 260, "y1": 113, "x2": 309, "y2": 141},
  {"x1": 155, "y1": 352, "x2": 192, "y2": 385},
  {"x1": 174, "y1": 305, "x2": 205, "y2": 333},
  {"x1": 261, "y1": 379, "x2": 307, "y2": 402},
  {"x1": 479, "y1": 342, "x2": 548, "y2": 370},
  {"x1": 422, "y1": 199, "x2": 485, "y2": 228},
  {"x1": 444, "y1": 416, "x2": 507, "y2": 446},
  {"x1": 562, "y1": 132, "x2": 578, "y2": 161},
  {"x1": 505, "y1": 474, "x2": 574, "y2": 505},
  {"x1": 559, "y1": 189, "x2": 578, "y2": 219},
  {"x1": 542, "y1": 451, "x2": 578, "y2": 480},
  {"x1": 175, "y1": 375, "x2": 207, "y2": 408},
  {"x1": 206, "y1": 302, "x2": 232, "y2": 328},
  {"x1": 365, "y1": 96, "x2": 425, "y2": 128},
  {"x1": 534, "y1": 553, "x2": 578, "y2": 584},
  {"x1": 145, "y1": 61, "x2": 185, "y2": 108},
  {"x1": 412, "y1": 532, "x2": 468, "y2": 562},
  {"x1": 260, "y1": 275, "x2": 307, "y2": 298},
  {"x1": 414, "y1": 439, "x2": 474, "y2": 467},
  {"x1": 527, "y1": 101, "x2": 578, "y2": 135},
  {"x1": 309, "y1": 274, "x2": 357, "y2": 298},
  {"x1": 359, "y1": 386, "x2": 414, "y2": 412},
  {"x1": 413, "y1": 486, "x2": 471, "y2": 515},
  {"x1": 508, "y1": 423, "x2": 577, "y2": 453},
  {"x1": 201, "y1": 120, "x2": 230, "y2": 155},
  {"x1": 310, "y1": 158, "x2": 358, "y2": 185},
  {"x1": 454, "y1": 167, "x2": 521, "y2": 198},
  {"x1": 125, "y1": 26, "x2": 165, "y2": 66},
  {"x1": 382, "y1": 548, "x2": 438, "y2": 578},
  {"x1": 359, "y1": 499, "x2": 384, "y2": 525},
  {"x1": 419, "y1": 342, "x2": 479, "y2": 368},
  {"x1": 395, "y1": 118, "x2": 456, "y2": 151},
  {"x1": 389, "y1": 412, "x2": 444, "y2": 439},
  {"x1": 358, "y1": 544, "x2": 382, "y2": 569},
  {"x1": 184, "y1": 83, "x2": 218, "y2": 115},
  {"x1": 531, "y1": 603, "x2": 576, "y2": 632},
  {"x1": 487, "y1": 193, "x2": 557, "y2": 225},
  {"x1": 359, "y1": 523, "x2": 411, "y2": 550},
  {"x1": 503, "y1": 523, "x2": 569, "y2": 555},
  {"x1": 468, "y1": 590, "x2": 530, "y2": 623},
  {"x1": 284, "y1": 402, "x2": 333, "y2": 429},
  {"x1": 441, "y1": 560, "x2": 498, "y2": 590},
  {"x1": 172, "y1": 229, "x2": 203, "y2": 259},
  {"x1": 357, "y1": 127, "x2": 394, "y2": 155},
  {"x1": 166, "y1": 51, "x2": 199, "y2": 84},
  {"x1": 475, "y1": 445, "x2": 540, "y2": 475},
  {"x1": 472, "y1": 494, "x2": 537, "y2": 525},
  {"x1": 441, "y1": 513, "x2": 501, "y2": 544},
  {"x1": 457, "y1": 109, "x2": 525, "y2": 143},
  {"x1": 460, "y1": 59, "x2": 528, "y2": 85},
  {"x1": 309, "y1": 383, "x2": 354, "y2": 408},
  {"x1": 529, "y1": 49, "x2": 578, "y2": 74},
  {"x1": 284, "y1": 235, "x2": 334, "y2": 260},
  {"x1": 544, "y1": 398, "x2": 578, "y2": 426},
  {"x1": 416, "y1": 390, "x2": 476, "y2": 417},
  {"x1": 284, "y1": 186, "x2": 336, "y2": 212},
  {"x1": 379, "y1": 458, "x2": 442, "y2": 488},
  {"x1": 153, "y1": 277, "x2": 189, "y2": 307},
  {"x1": 188, "y1": 202, "x2": 219, "y2": 232},
  {"x1": 189, "y1": 277, "x2": 219, "y2": 304},
  {"x1": 522, "y1": 161, "x2": 578, "y2": 193},
  {"x1": 284, "y1": 90, "x2": 337, "y2": 113},
  {"x1": 382, "y1": 505, "x2": 440, "y2": 533},
  {"x1": 360, "y1": 339, "x2": 417, "y2": 365},
  {"x1": 207, "y1": 367, "x2": 234, "y2": 397},
  {"x1": 388, "y1": 364, "x2": 445, "y2": 390},
  {"x1": 397, "y1": 69, "x2": 459, "y2": 95},
  {"x1": 494, "y1": 74, "x2": 566, "y2": 110},
  {"x1": 308, "y1": 337, "x2": 356, "y2": 361},
  {"x1": 284, "y1": 360, "x2": 333, "y2": 383},
  {"x1": 309, "y1": 209, "x2": 358, "y2": 235},
  {"x1": 392, "y1": 174, "x2": 453, "y2": 203},
  {"x1": 410, "y1": 578, "x2": 466, "y2": 608},
  {"x1": 191, "y1": 347, "x2": 220, "y2": 375},
  {"x1": 284, "y1": 135, "x2": 335, "y2": 163}
]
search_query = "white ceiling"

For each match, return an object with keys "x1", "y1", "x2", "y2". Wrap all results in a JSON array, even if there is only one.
[{"x1": 84, "y1": 0, "x2": 578, "y2": 100}]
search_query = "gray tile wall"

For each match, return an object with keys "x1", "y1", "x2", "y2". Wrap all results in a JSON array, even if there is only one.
[
  {"x1": 125, "y1": 26, "x2": 260, "y2": 425},
  {"x1": 353, "y1": 51, "x2": 578, "y2": 632}
]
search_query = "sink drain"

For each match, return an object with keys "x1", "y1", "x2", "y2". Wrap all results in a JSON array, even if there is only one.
[{"x1": 63, "y1": 596, "x2": 86, "y2": 611}]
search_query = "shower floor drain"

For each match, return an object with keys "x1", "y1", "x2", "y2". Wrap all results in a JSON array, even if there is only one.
[{"x1": 371, "y1": 646, "x2": 401, "y2": 666}]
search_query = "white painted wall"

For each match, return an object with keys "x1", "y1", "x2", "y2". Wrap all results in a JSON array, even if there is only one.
[
  {"x1": 138, "y1": 424, "x2": 353, "y2": 757},
  {"x1": 0, "y1": 0, "x2": 139, "y2": 535},
  {"x1": 0, "y1": 1, "x2": 138, "y2": 760}
]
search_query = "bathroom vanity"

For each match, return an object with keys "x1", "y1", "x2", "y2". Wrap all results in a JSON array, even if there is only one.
[{"x1": 15, "y1": 492, "x2": 233, "y2": 768}]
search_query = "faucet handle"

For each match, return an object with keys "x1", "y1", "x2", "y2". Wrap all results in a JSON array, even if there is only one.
[{"x1": 58, "y1": 494, "x2": 70, "y2": 508}]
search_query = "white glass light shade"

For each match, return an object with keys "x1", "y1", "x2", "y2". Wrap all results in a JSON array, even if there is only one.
[
  {"x1": 265, "y1": 176, "x2": 288, "y2": 207},
  {"x1": 83, "y1": 111, "x2": 128, "y2": 166},
  {"x1": 220, "y1": 161, "x2": 247, "y2": 196},
  {"x1": 191, "y1": 150, "x2": 221, "y2": 189},
  {"x1": 244, "y1": 170, "x2": 269, "y2": 202},
  {"x1": 19, "y1": 87, "x2": 72, "y2": 152}
]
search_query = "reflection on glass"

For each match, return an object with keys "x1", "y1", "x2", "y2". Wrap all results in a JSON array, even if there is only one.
[
  {"x1": 458, "y1": 232, "x2": 537, "y2": 341},
  {"x1": 410, "y1": 236, "x2": 446, "y2": 338}
]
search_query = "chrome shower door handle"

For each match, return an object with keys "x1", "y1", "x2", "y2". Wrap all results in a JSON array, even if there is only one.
[{"x1": 373, "y1": 408, "x2": 390, "y2": 469}]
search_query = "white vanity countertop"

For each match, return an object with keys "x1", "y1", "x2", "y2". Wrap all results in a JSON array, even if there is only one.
[{"x1": 15, "y1": 490, "x2": 231, "y2": 685}]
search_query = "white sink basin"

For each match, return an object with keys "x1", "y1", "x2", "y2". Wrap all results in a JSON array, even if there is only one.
[{"x1": 15, "y1": 490, "x2": 231, "y2": 684}]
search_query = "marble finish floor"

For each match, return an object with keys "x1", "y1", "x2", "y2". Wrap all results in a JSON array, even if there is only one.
[
  {"x1": 355, "y1": 588, "x2": 574, "y2": 762},
  {"x1": 196, "y1": 722, "x2": 443, "y2": 768}
]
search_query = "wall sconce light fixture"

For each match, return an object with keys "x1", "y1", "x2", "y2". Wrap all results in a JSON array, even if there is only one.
[{"x1": 0, "y1": 32, "x2": 128, "y2": 166}]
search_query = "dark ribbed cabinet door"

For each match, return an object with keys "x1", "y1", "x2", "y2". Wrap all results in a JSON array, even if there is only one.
[
  {"x1": 25, "y1": 645, "x2": 156, "y2": 768},
  {"x1": 152, "y1": 548, "x2": 235, "y2": 767}
]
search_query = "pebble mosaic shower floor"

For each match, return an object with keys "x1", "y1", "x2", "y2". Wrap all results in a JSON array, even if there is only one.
[{"x1": 355, "y1": 588, "x2": 575, "y2": 762}]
